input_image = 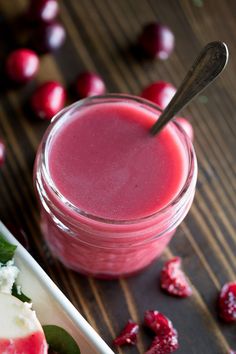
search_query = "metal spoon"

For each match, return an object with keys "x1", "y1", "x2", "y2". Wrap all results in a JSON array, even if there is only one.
[{"x1": 151, "y1": 41, "x2": 229, "y2": 135}]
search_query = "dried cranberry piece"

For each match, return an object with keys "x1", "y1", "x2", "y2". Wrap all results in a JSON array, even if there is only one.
[
  {"x1": 144, "y1": 310, "x2": 173, "y2": 336},
  {"x1": 160, "y1": 257, "x2": 192, "y2": 298},
  {"x1": 219, "y1": 282, "x2": 236, "y2": 322},
  {"x1": 144, "y1": 311, "x2": 178, "y2": 354},
  {"x1": 145, "y1": 330, "x2": 179, "y2": 354},
  {"x1": 113, "y1": 320, "x2": 139, "y2": 346}
]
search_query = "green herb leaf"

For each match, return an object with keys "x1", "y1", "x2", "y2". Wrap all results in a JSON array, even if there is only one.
[
  {"x1": 12, "y1": 283, "x2": 31, "y2": 303},
  {"x1": 43, "y1": 325, "x2": 80, "y2": 354},
  {"x1": 0, "y1": 233, "x2": 17, "y2": 263}
]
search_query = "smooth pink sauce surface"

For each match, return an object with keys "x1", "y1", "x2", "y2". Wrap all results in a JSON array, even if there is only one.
[
  {"x1": 48, "y1": 102, "x2": 187, "y2": 220},
  {"x1": 0, "y1": 331, "x2": 47, "y2": 354}
]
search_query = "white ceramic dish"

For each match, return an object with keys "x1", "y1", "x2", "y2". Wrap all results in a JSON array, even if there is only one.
[{"x1": 0, "y1": 221, "x2": 115, "y2": 354}]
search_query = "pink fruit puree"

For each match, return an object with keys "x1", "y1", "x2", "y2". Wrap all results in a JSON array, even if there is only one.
[
  {"x1": 35, "y1": 97, "x2": 197, "y2": 277},
  {"x1": 0, "y1": 331, "x2": 47, "y2": 354},
  {"x1": 49, "y1": 103, "x2": 187, "y2": 219}
]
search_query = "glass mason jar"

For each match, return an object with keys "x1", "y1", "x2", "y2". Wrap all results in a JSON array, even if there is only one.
[{"x1": 34, "y1": 95, "x2": 197, "y2": 278}]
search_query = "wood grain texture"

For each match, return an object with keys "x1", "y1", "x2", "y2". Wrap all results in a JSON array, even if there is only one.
[{"x1": 0, "y1": 0, "x2": 235, "y2": 353}]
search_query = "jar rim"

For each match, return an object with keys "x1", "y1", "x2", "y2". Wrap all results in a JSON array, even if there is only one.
[{"x1": 39, "y1": 93, "x2": 197, "y2": 225}]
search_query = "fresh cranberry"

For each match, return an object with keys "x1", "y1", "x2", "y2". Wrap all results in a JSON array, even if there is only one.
[
  {"x1": 26, "y1": 0, "x2": 59, "y2": 24},
  {"x1": 141, "y1": 81, "x2": 176, "y2": 109},
  {"x1": 175, "y1": 117, "x2": 194, "y2": 141},
  {"x1": 6, "y1": 49, "x2": 39, "y2": 83},
  {"x1": 75, "y1": 72, "x2": 106, "y2": 99},
  {"x1": 145, "y1": 330, "x2": 179, "y2": 354},
  {"x1": 0, "y1": 140, "x2": 5, "y2": 167},
  {"x1": 138, "y1": 22, "x2": 175, "y2": 59},
  {"x1": 31, "y1": 81, "x2": 66, "y2": 120},
  {"x1": 218, "y1": 282, "x2": 236, "y2": 322},
  {"x1": 113, "y1": 320, "x2": 139, "y2": 346},
  {"x1": 31, "y1": 21, "x2": 66, "y2": 53},
  {"x1": 160, "y1": 257, "x2": 192, "y2": 298}
]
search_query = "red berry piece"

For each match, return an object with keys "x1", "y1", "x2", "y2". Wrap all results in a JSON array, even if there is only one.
[
  {"x1": 175, "y1": 117, "x2": 194, "y2": 141},
  {"x1": 138, "y1": 22, "x2": 175, "y2": 59},
  {"x1": 144, "y1": 310, "x2": 174, "y2": 336},
  {"x1": 75, "y1": 72, "x2": 106, "y2": 99},
  {"x1": 219, "y1": 282, "x2": 236, "y2": 322},
  {"x1": 144, "y1": 311, "x2": 179, "y2": 354},
  {"x1": 145, "y1": 330, "x2": 179, "y2": 354},
  {"x1": 31, "y1": 81, "x2": 66, "y2": 120},
  {"x1": 0, "y1": 139, "x2": 6, "y2": 167},
  {"x1": 27, "y1": 0, "x2": 59, "y2": 24},
  {"x1": 160, "y1": 257, "x2": 192, "y2": 298},
  {"x1": 113, "y1": 320, "x2": 139, "y2": 347},
  {"x1": 6, "y1": 49, "x2": 39, "y2": 83},
  {"x1": 141, "y1": 81, "x2": 176, "y2": 110},
  {"x1": 32, "y1": 21, "x2": 66, "y2": 53}
]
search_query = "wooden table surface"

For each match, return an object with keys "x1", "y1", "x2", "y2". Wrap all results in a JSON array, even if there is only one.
[{"x1": 0, "y1": 1, "x2": 236, "y2": 353}]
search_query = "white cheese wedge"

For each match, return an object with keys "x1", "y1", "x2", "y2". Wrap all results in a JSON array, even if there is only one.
[
  {"x1": 0, "y1": 293, "x2": 48, "y2": 353},
  {"x1": 0, "y1": 260, "x2": 19, "y2": 294}
]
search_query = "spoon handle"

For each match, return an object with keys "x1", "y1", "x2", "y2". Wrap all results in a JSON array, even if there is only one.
[{"x1": 151, "y1": 41, "x2": 228, "y2": 135}]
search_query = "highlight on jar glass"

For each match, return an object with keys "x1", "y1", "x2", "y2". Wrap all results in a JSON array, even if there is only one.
[{"x1": 34, "y1": 94, "x2": 197, "y2": 278}]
